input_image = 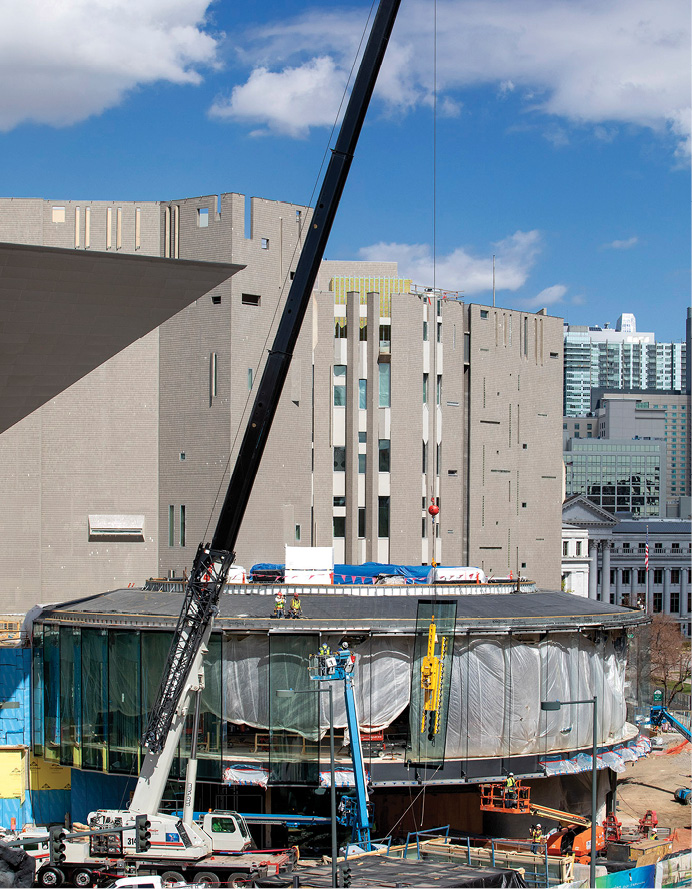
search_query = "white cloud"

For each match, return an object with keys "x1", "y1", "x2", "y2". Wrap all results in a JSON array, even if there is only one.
[
  {"x1": 518, "y1": 284, "x2": 568, "y2": 309},
  {"x1": 210, "y1": 56, "x2": 347, "y2": 137},
  {"x1": 604, "y1": 236, "x2": 639, "y2": 249},
  {"x1": 221, "y1": 0, "x2": 690, "y2": 153},
  {"x1": 0, "y1": 0, "x2": 218, "y2": 130},
  {"x1": 358, "y1": 230, "x2": 542, "y2": 293}
]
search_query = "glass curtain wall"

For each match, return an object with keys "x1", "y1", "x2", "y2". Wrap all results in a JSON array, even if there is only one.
[
  {"x1": 43, "y1": 625, "x2": 60, "y2": 762},
  {"x1": 268, "y1": 633, "x2": 319, "y2": 784},
  {"x1": 60, "y1": 627, "x2": 82, "y2": 766},
  {"x1": 108, "y1": 630, "x2": 141, "y2": 774},
  {"x1": 82, "y1": 629, "x2": 109, "y2": 770}
]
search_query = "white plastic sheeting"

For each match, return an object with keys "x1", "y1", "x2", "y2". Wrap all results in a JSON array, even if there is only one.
[{"x1": 221, "y1": 630, "x2": 630, "y2": 758}]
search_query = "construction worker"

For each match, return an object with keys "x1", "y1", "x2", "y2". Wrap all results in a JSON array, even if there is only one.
[
  {"x1": 505, "y1": 772, "x2": 517, "y2": 808},
  {"x1": 273, "y1": 591, "x2": 286, "y2": 619},
  {"x1": 530, "y1": 823, "x2": 543, "y2": 854},
  {"x1": 650, "y1": 827, "x2": 658, "y2": 841},
  {"x1": 318, "y1": 642, "x2": 331, "y2": 675},
  {"x1": 289, "y1": 593, "x2": 302, "y2": 618}
]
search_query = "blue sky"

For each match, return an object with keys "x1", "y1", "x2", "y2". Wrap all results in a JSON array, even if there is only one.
[{"x1": 0, "y1": 0, "x2": 689, "y2": 342}]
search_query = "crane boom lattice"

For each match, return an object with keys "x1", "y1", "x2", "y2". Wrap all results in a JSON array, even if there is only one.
[{"x1": 142, "y1": 545, "x2": 233, "y2": 753}]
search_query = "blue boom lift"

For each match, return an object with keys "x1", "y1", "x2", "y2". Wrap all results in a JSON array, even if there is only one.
[
  {"x1": 309, "y1": 646, "x2": 379, "y2": 854},
  {"x1": 649, "y1": 688, "x2": 691, "y2": 743}
]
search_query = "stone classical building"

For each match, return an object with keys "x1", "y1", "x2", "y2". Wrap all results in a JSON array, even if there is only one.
[
  {"x1": 563, "y1": 496, "x2": 691, "y2": 635},
  {"x1": 0, "y1": 193, "x2": 564, "y2": 616}
]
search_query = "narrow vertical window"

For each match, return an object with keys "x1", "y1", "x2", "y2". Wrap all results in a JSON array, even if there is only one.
[
  {"x1": 174, "y1": 205, "x2": 180, "y2": 259},
  {"x1": 436, "y1": 374, "x2": 442, "y2": 405},
  {"x1": 197, "y1": 208, "x2": 209, "y2": 227},
  {"x1": 85, "y1": 206, "x2": 91, "y2": 248},
  {"x1": 378, "y1": 496, "x2": 390, "y2": 538},
  {"x1": 379, "y1": 439, "x2": 390, "y2": 472},
  {"x1": 423, "y1": 373, "x2": 429, "y2": 404},
  {"x1": 247, "y1": 367, "x2": 253, "y2": 390},
  {"x1": 422, "y1": 441, "x2": 427, "y2": 473},
  {"x1": 135, "y1": 208, "x2": 141, "y2": 250},
  {"x1": 106, "y1": 207, "x2": 112, "y2": 249},
  {"x1": 437, "y1": 322, "x2": 442, "y2": 343},
  {"x1": 210, "y1": 352, "x2": 217, "y2": 400},
  {"x1": 180, "y1": 505, "x2": 186, "y2": 547},
  {"x1": 436, "y1": 443, "x2": 441, "y2": 476},
  {"x1": 168, "y1": 505, "x2": 175, "y2": 547},
  {"x1": 295, "y1": 524, "x2": 301, "y2": 542},
  {"x1": 423, "y1": 321, "x2": 428, "y2": 341},
  {"x1": 116, "y1": 207, "x2": 122, "y2": 249},
  {"x1": 359, "y1": 379, "x2": 367, "y2": 409},
  {"x1": 358, "y1": 508, "x2": 366, "y2": 538},
  {"x1": 164, "y1": 207, "x2": 171, "y2": 258},
  {"x1": 74, "y1": 207, "x2": 80, "y2": 248},
  {"x1": 378, "y1": 363, "x2": 391, "y2": 407}
]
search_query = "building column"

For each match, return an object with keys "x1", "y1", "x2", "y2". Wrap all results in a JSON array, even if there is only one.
[
  {"x1": 663, "y1": 567, "x2": 671, "y2": 616},
  {"x1": 681, "y1": 568, "x2": 689, "y2": 618},
  {"x1": 601, "y1": 541, "x2": 611, "y2": 603},
  {"x1": 615, "y1": 567, "x2": 622, "y2": 606},
  {"x1": 630, "y1": 566, "x2": 637, "y2": 607},
  {"x1": 588, "y1": 539, "x2": 599, "y2": 600}
]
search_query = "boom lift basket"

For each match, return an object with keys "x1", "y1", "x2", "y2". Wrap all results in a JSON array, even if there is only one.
[{"x1": 479, "y1": 781, "x2": 531, "y2": 813}]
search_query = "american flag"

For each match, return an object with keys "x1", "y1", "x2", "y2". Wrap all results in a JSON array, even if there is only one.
[{"x1": 645, "y1": 527, "x2": 649, "y2": 572}]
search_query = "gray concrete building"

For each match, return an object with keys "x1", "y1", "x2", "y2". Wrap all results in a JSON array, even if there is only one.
[{"x1": 0, "y1": 193, "x2": 564, "y2": 615}]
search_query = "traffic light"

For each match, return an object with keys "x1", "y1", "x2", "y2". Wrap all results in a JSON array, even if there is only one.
[
  {"x1": 342, "y1": 864, "x2": 352, "y2": 888},
  {"x1": 49, "y1": 826, "x2": 66, "y2": 864},
  {"x1": 135, "y1": 814, "x2": 151, "y2": 853}
]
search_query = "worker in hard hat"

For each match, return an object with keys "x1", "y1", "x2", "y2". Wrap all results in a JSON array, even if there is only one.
[
  {"x1": 505, "y1": 772, "x2": 517, "y2": 808},
  {"x1": 530, "y1": 823, "x2": 544, "y2": 854},
  {"x1": 318, "y1": 642, "x2": 331, "y2": 675},
  {"x1": 289, "y1": 593, "x2": 302, "y2": 618},
  {"x1": 273, "y1": 590, "x2": 286, "y2": 619}
]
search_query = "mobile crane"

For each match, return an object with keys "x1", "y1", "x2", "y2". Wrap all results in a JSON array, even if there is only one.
[
  {"x1": 34, "y1": 1, "x2": 402, "y2": 885},
  {"x1": 309, "y1": 646, "x2": 379, "y2": 855}
]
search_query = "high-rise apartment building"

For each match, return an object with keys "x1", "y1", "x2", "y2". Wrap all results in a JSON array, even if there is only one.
[
  {"x1": 0, "y1": 193, "x2": 564, "y2": 615},
  {"x1": 563, "y1": 315, "x2": 687, "y2": 416}
]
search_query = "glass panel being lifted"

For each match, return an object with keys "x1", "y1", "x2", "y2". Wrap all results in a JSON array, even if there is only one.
[
  {"x1": 407, "y1": 599, "x2": 456, "y2": 766},
  {"x1": 268, "y1": 633, "x2": 320, "y2": 784}
]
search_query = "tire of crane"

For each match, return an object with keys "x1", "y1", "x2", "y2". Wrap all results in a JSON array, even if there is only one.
[
  {"x1": 227, "y1": 871, "x2": 249, "y2": 887},
  {"x1": 38, "y1": 866, "x2": 65, "y2": 887},
  {"x1": 194, "y1": 872, "x2": 221, "y2": 886},
  {"x1": 71, "y1": 868, "x2": 95, "y2": 887},
  {"x1": 160, "y1": 870, "x2": 186, "y2": 885}
]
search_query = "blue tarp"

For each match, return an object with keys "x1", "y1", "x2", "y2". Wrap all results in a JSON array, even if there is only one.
[{"x1": 250, "y1": 562, "x2": 433, "y2": 584}]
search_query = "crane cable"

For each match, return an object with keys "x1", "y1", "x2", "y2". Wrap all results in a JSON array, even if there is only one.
[
  {"x1": 419, "y1": 0, "x2": 438, "y2": 829},
  {"x1": 203, "y1": 2, "x2": 379, "y2": 544}
]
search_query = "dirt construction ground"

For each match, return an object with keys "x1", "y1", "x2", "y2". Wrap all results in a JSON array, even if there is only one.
[{"x1": 614, "y1": 733, "x2": 691, "y2": 851}]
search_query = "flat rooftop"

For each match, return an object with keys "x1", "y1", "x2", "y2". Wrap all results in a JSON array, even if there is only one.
[{"x1": 38, "y1": 586, "x2": 647, "y2": 634}]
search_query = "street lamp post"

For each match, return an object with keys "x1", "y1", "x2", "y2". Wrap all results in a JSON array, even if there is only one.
[
  {"x1": 277, "y1": 686, "x2": 337, "y2": 887},
  {"x1": 541, "y1": 696, "x2": 598, "y2": 888}
]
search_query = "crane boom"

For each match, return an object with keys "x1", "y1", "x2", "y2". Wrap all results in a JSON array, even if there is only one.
[{"x1": 132, "y1": 0, "x2": 402, "y2": 814}]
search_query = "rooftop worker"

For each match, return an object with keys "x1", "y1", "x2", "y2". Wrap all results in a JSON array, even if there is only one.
[
  {"x1": 289, "y1": 593, "x2": 302, "y2": 619},
  {"x1": 273, "y1": 590, "x2": 286, "y2": 619},
  {"x1": 505, "y1": 772, "x2": 517, "y2": 808}
]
